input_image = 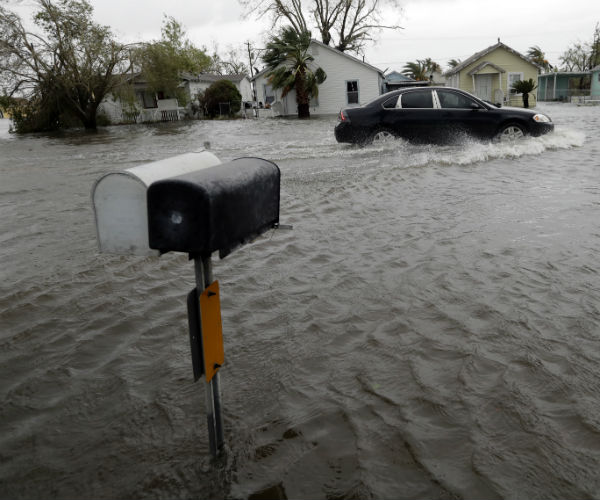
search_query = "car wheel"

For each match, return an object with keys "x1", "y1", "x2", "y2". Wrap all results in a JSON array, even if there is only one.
[
  {"x1": 495, "y1": 123, "x2": 526, "y2": 143},
  {"x1": 364, "y1": 128, "x2": 395, "y2": 146}
]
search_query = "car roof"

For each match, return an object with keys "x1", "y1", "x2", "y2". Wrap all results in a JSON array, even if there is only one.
[{"x1": 362, "y1": 86, "x2": 493, "y2": 109}]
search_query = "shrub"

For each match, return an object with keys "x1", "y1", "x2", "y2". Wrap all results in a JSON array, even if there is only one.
[{"x1": 200, "y1": 80, "x2": 242, "y2": 118}]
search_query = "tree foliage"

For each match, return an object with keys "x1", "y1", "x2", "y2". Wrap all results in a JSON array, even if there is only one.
[
  {"x1": 241, "y1": 0, "x2": 402, "y2": 54},
  {"x1": 402, "y1": 58, "x2": 440, "y2": 81},
  {"x1": 199, "y1": 79, "x2": 242, "y2": 118},
  {"x1": 134, "y1": 16, "x2": 212, "y2": 106},
  {"x1": 263, "y1": 26, "x2": 326, "y2": 118},
  {"x1": 447, "y1": 59, "x2": 461, "y2": 70},
  {"x1": 511, "y1": 78, "x2": 537, "y2": 108},
  {"x1": 527, "y1": 45, "x2": 552, "y2": 72},
  {"x1": 0, "y1": 0, "x2": 131, "y2": 132}
]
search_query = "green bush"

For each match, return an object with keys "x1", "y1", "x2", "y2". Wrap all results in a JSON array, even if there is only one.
[{"x1": 200, "y1": 80, "x2": 242, "y2": 118}]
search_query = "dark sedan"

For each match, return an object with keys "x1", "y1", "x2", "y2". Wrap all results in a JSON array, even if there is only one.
[{"x1": 334, "y1": 87, "x2": 554, "y2": 146}]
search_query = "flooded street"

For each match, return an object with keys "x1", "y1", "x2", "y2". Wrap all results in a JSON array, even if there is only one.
[{"x1": 1, "y1": 103, "x2": 599, "y2": 499}]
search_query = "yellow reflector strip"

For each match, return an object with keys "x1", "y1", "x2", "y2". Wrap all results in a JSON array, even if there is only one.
[{"x1": 199, "y1": 280, "x2": 224, "y2": 382}]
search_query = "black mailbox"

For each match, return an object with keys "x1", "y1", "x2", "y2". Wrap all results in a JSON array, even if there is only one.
[{"x1": 147, "y1": 157, "x2": 280, "y2": 257}]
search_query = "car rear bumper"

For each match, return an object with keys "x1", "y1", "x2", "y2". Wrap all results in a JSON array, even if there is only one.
[{"x1": 334, "y1": 122, "x2": 358, "y2": 143}]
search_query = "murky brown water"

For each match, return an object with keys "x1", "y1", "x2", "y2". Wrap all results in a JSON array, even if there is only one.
[{"x1": 1, "y1": 104, "x2": 599, "y2": 499}]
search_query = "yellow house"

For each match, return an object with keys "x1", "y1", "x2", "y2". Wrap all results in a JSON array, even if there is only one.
[{"x1": 446, "y1": 39, "x2": 541, "y2": 107}]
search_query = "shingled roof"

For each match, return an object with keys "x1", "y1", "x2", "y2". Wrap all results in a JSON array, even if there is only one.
[{"x1": 446, "y1": 40, "x2": 540, "y2": 76}]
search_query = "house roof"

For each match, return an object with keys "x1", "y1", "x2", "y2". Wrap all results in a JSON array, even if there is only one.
[
  {"x1": 538, "y1": 70, "x2": 591, "y2": 77},
  {"x1": 251, "y1": 39, "x2": 384, "y2": 81},
  {"x1": 446, "y1": 40, "x2": 540, "y2": 76},
  {"x1": 467, "y1": 61, "x2": 506, "y2": 76},
  {"x1": 591, "y1": 65, "x2": 600, "y2": 72},
  {"x1": 385, "y1": 71, "x2": 416, "y2": 83}
]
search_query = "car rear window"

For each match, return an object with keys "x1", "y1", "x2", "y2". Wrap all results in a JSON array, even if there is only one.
[
  {"x1": 400, "y1": 91, "x2": 433, "y2": 108},
  {"x1": 382, "y1": 96, "x2": 398, "y2": 108}
]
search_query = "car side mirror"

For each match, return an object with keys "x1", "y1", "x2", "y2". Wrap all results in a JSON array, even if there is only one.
[{"x1": 470, "y1": 103, "x2": 482, "y2": 110}]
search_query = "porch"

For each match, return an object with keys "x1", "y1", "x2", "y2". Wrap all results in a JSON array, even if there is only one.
[{"x1": 537, "y1": 72, "x2": 591, "y2": 102}]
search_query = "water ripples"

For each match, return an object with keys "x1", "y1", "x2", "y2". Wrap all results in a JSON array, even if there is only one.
[{"x1": 1, "y1": 104, "x2": 600, "y2": 499}]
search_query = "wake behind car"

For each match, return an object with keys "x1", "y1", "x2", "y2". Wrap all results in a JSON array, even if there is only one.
[{"x1": 334, "y1": 87, "x2": 554, "y2": 146}]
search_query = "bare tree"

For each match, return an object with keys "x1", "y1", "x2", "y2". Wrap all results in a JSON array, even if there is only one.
[
  {"x1": 559, "y1": 22, "x2": 600, "y2": 72},
  {"x1": 240, "y1": 0, "x2": 402, "y2": 54},
  {"x1": 209, "y1": 44, "x2": 250, "y2": 75}
]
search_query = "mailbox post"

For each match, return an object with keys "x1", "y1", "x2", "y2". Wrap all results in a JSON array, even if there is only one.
[
  {"x1": 92, "y1": 152, "x2": 282, "y2": 458},
  {"x1": 193, "y1": 255, "x2": 224, "y2": 455}
]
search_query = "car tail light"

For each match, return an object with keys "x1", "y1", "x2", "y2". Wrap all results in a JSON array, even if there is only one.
[{"x1": 339, "y1": 110, "x2": 349, "y2": 122}]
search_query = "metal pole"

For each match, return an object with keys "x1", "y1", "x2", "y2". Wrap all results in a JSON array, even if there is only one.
[{"x1": 193, "y1": 254, "x2": 225, "y2": 457}]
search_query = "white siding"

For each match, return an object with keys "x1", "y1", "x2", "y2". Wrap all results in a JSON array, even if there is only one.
[
  {"x1": 187, "y1": 77, "x2": 253, "y2": 103},
  {"x1": 238, "y1": 78, "x2": 253, "y2": 102},
  {"x1": 253, "y1": 41, "x2": 383, "y2": 116}
]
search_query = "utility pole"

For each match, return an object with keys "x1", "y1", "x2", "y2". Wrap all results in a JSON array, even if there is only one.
[{"x1": 246, "y1": 41, "x2": 258, "y2": 118}]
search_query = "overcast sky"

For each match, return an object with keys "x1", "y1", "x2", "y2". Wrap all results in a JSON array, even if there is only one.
[{"x1": 11, "y1": 0, "x2": 600, "y2": 72}]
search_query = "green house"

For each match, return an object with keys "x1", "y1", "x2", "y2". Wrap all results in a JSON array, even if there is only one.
[
  {"x1": 538, "y1": 71, "x2": 591, "y2": 101},
  {"x1": 591, "y1": 65, "x2": 600, "y2": 100},
  {"x1": 445, "y1": 40, "x2": 541, "y2": 107}
]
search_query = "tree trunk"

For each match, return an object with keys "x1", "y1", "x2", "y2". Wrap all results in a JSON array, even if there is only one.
[
  {"x1": 522, "y1": 92, "x2": 529, "y2": 108},
  {"x1": 81, "y1": 102, "x2": 98, "y2": 129},
  {"x1": 82, "y1": 114, "x2": 97, "y2": 129},
  {"x1": 297, "y1": 102, "x2": 310, "y2": 119},
  {"x1": 295, "y1": 68, "x2": 310, "y2": 119}
]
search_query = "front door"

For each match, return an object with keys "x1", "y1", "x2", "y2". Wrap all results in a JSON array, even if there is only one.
[{"x1": 475, "y1": 74, "x2": 493, "y2": 102}]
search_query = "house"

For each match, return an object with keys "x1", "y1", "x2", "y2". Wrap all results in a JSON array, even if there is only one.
[
  {"x1": 182, "y1": 73, "x2": 253, "y2": 105},
  {"x1": 384, "y1": 71, "x2": 429, "y2": 92},
  {"x1": 591, "y1": 65, "x2": 600, "y2": 100},
  {"x1": 383, "y1": 70, "x2": 445, "y2": 92},
  {"x1": 98, "y1": 73, "x2": 186, "y2": 124},
  {"x1": 252, "y1": 39, "x2": 384, "y2": 116},
  {"x1": 537, "y1": 71, "x2": 591, "y2": 101},
  {"x1": 445, "y1": 39, "x2": 541, "y2": 107},
  {"x1": 98, "y1": 72, "x2": 253, "y2": 124}
]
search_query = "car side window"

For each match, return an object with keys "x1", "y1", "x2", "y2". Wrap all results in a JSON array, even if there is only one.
[
  {"x1": 400, "y1": 90, "x2": 433, "y2": 108},
  {"x1": 437, "y1": 90, "x2": 478, "y2": 109},
  {"x1": 382, "y1": 96, "x2": 398, "y2": 108}
]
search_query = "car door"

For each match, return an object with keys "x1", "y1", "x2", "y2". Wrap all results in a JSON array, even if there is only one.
[
  {"x1": 381, "y1": 89, "x2": 437, "y2": 142},
  {"x1": 434, "y1": 89, "x2": 495, "y2": 140}
]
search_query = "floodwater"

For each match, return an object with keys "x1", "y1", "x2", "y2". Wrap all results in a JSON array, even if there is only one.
[{"x1": 1, "y1": 104, "x2": 599, "y2": 500}]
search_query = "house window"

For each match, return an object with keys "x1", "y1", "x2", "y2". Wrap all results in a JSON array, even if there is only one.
[
  {"x1": 137, "y1": 90, "x2": 157, "y2": 109},
  {"x1": 346, "y1": 80, "x2": 359, "y2": 104},
  {"x1": 508, "y1": 72, "x2": 524, "y2": 94},
  {"x1": 263, "y1": 83, "x2": 275, "y2": 105}
]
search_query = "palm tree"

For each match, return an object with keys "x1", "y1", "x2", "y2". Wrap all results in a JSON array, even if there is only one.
[
  {"x1": 422, "y1": 58, "x2": 442, "y2": 74},
  {"x1": 262, "y1": 27, "x2": 327, "y2": 119},
  {"x1": 403, "y1": 58, "x2": 442, "y2": 81},
  {"x1": 527, "y1": 45, "x2": 552, "y2": 72},
  {"x1": 402, "y1": 61, "x2": 427, "y2": 81},
  {"x1": 511, "y1": 78, "x2": 538, "y2": 108},
  {"x1": 447, "y1": 59, "x2": 462, "y2": 70}
]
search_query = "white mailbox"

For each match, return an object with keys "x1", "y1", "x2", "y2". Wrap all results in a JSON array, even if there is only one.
[{"x1": 92, "y1": 150, "x2": 221, "y2": 256}]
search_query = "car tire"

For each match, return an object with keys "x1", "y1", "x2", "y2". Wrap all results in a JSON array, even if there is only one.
[
  {"x1": 363, "y1": 128, "x2": 396, "y2": 146},
  {"x1": 494, "y1": 122, "x2": 527, "y2": 143}
]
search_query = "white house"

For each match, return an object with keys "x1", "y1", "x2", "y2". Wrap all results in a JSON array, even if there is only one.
[
  {"x1": 182, "y1": 73, "x2": 253, "y2": 104},
  {"x1": 98, "y1": 73, "x2": 253, "y2": 124},
  {"x1": 252, "y1": 39, "x2": 385, "y2": 116}
]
